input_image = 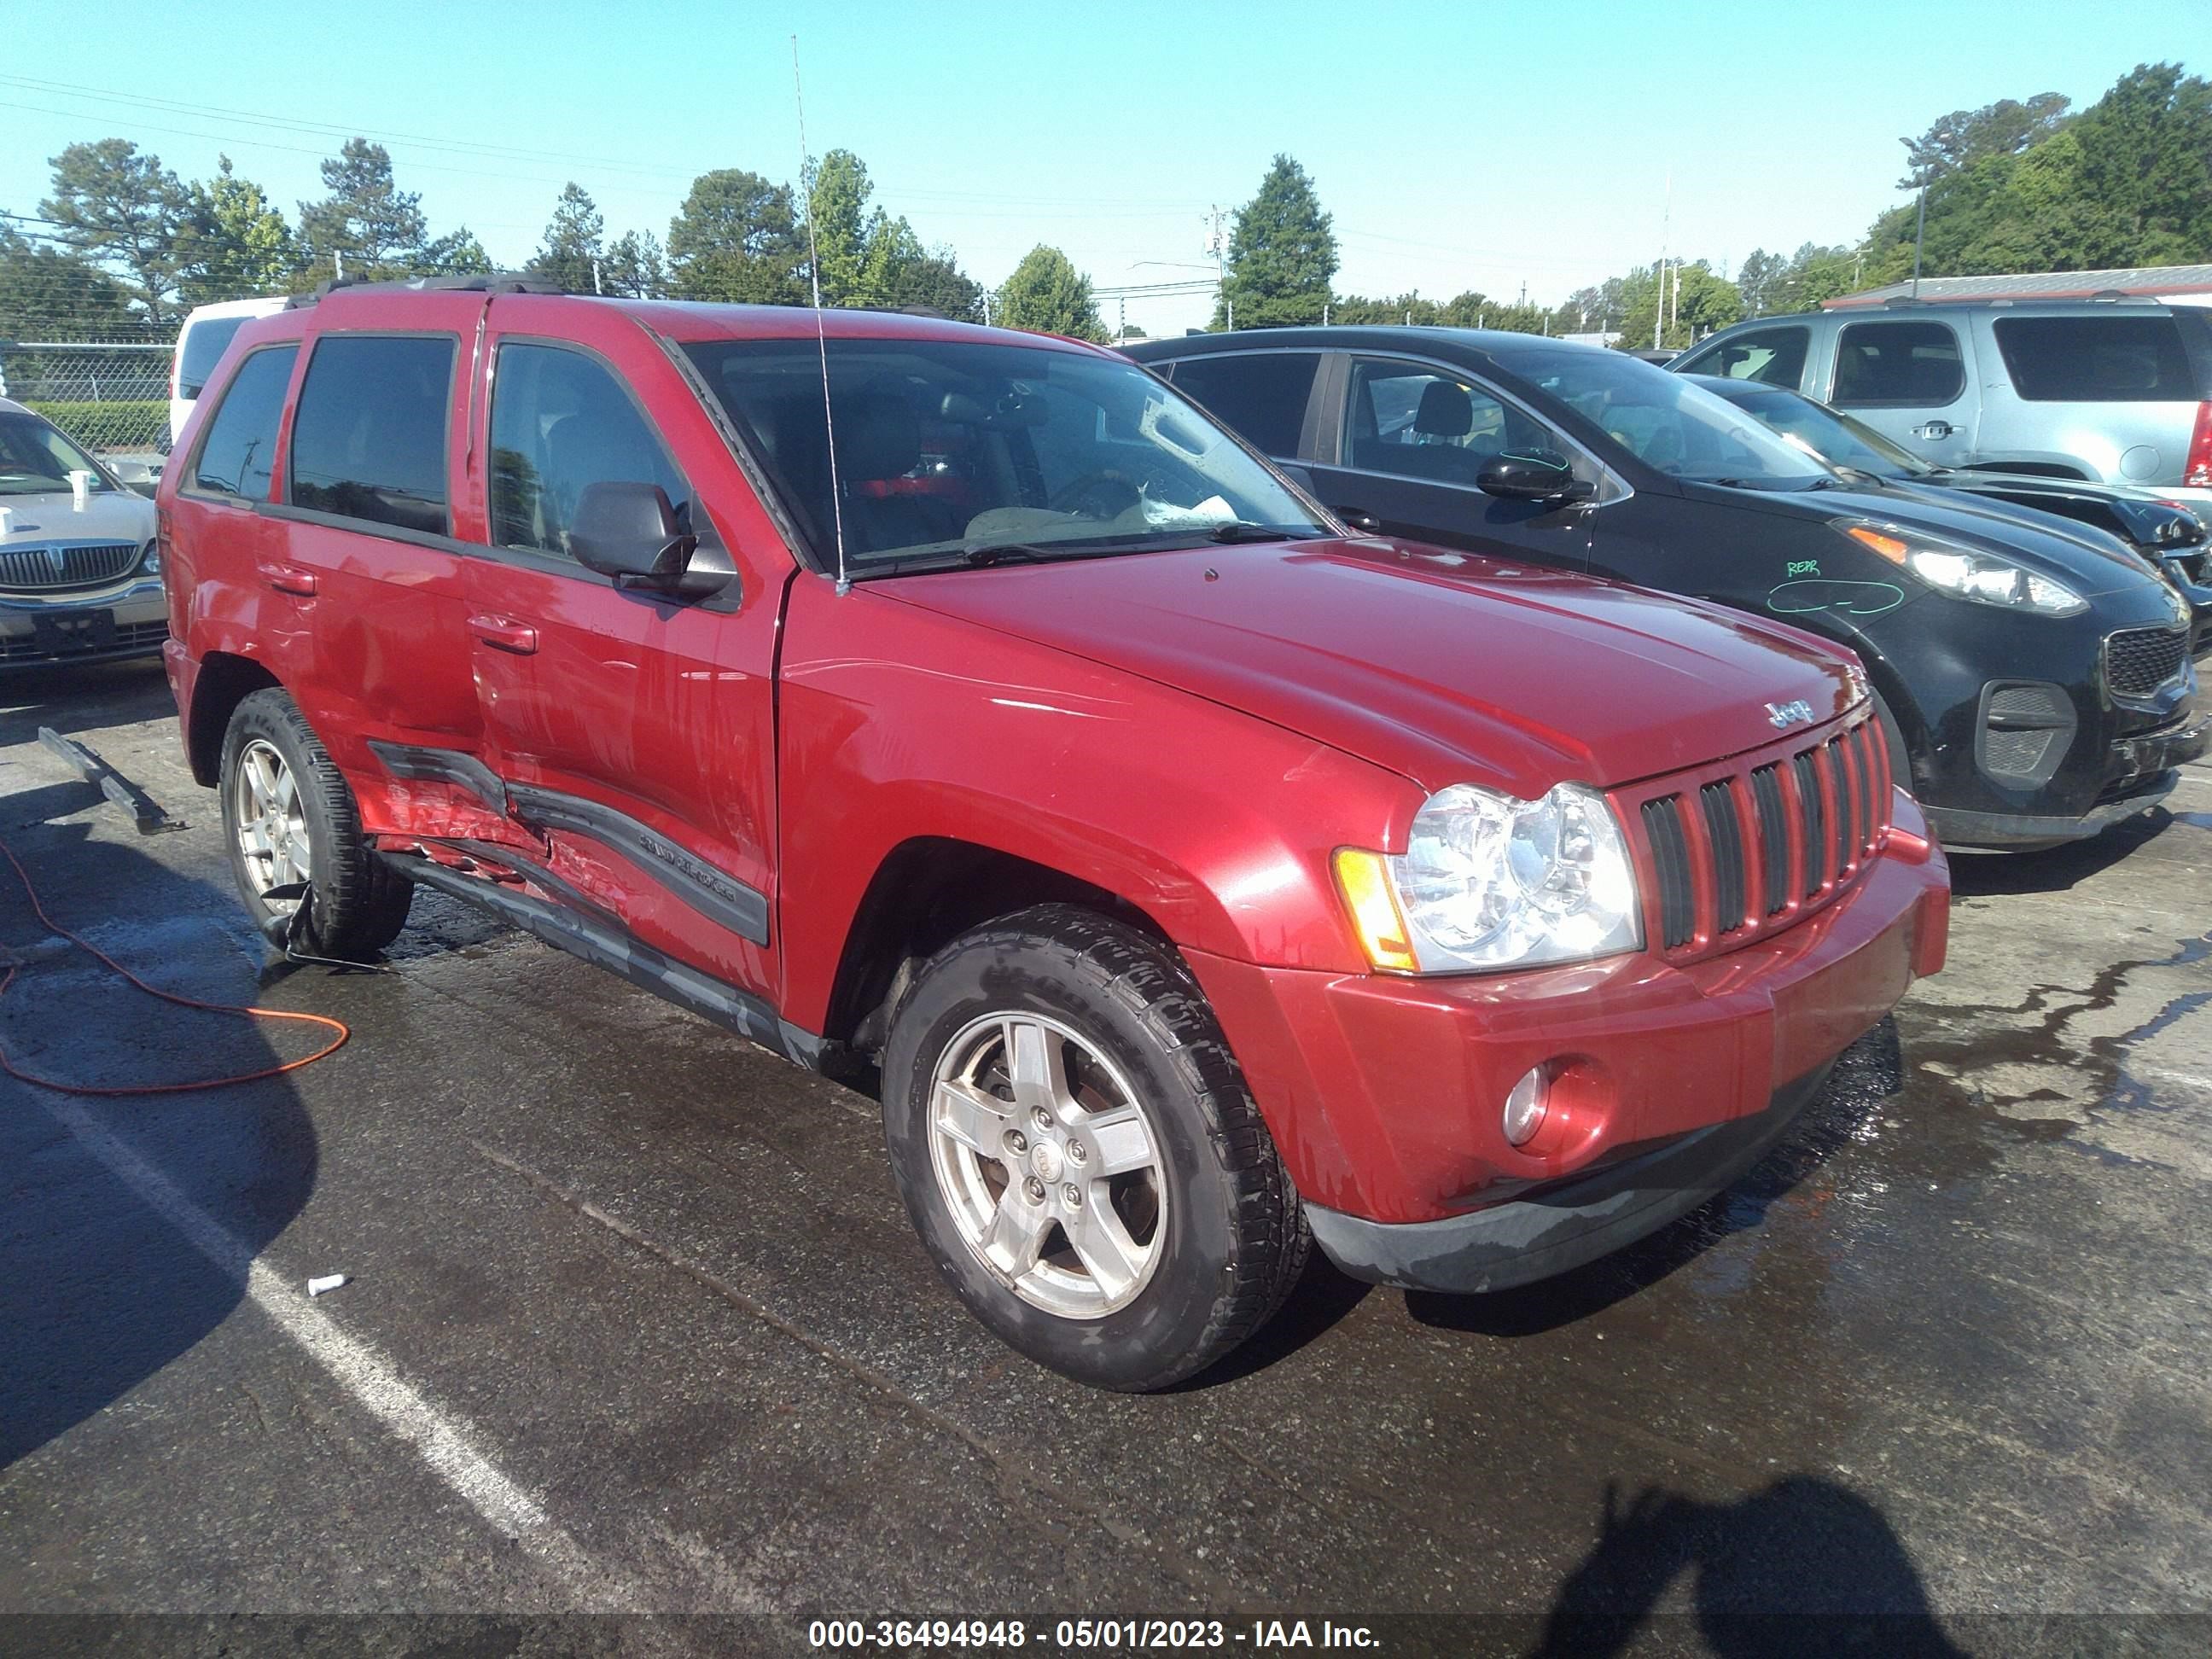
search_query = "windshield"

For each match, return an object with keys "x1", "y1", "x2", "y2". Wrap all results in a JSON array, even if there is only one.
[
  {"x1": 1699, "y1": 381, "x2": 1933, "y2": 479},
  {"x1": 682, "y1": 335, "x2": 1326, "y2": 574},
  {"x1": 0, "y1": 412, "x2": 114, "y2": 498},
  {"x1": 1485, "y1": 341, "x2": 1838, "y2": 488},
  {"x1": 178, "y1": 314, "x2": 251, "y2": 397}
]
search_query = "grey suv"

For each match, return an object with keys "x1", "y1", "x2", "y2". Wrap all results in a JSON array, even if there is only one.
[{"x1": 1670, "y1": 300, "x2": 2212, "y2": 510}]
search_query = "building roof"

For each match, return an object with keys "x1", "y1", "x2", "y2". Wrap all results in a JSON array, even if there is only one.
[{"x1": 1825, "y1": 265, "x2": 2212, "y2": 308}]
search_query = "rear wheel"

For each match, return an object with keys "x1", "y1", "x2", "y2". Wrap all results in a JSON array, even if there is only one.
[
  {"x1": 882, "y1": 905, "x2": 1307, "y2": 1392},
  {"x1": 219, "y1": 688, "x2": 412, "y2": 958}
]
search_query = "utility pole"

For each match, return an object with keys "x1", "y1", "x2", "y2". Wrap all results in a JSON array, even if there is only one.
[
  {"x1": 981, "y1": 291, "x2": 992, "y2": 327},
  {"x1": 335, "y1": 248, "x2": 345, "y2": 282},
  {"x1": 1912, "y1": 185, "x2": 1928, "y2": 299},
  {"x1": 1207, "y1": 205, "x2": 1231, "y2": 330},
  {"x1": 591, "y1": 258, "x2": 602, "y2": 296},
  {"x1": 1655, "y1": 170, "x2": 1671, "y2": 351}
]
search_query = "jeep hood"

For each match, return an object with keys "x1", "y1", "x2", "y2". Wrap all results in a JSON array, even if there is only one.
[{"x1": 882, "y1": 538, "x2": 1859, "y2": 795}]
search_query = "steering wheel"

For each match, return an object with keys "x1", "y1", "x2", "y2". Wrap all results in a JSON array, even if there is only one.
[{"x1": 1049, "y1": 469, "x2": 1142, "y2": 520}]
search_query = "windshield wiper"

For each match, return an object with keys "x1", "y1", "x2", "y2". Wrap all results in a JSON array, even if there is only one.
[
  {"x1": 960, "y1": 544, "x2": 1052, "y2": 567},
  {"x1": 1208, "y1": 521, "x2": 1326, "y2": 543}
]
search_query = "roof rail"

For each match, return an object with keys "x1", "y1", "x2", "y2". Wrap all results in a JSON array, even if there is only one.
[{"x1": 284, "y1": 272, "x2": 571, "y2": 309}]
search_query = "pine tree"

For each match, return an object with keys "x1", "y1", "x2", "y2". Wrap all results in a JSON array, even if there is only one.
[{"x1": 1216, "y1": 155, "x2": 1337, "y2": 329}]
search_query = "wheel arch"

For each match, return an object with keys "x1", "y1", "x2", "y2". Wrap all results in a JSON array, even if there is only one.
[
  {"x1": 187, "y1": 650, "x2": 282, "y2": 786},
  {"x1": 820, "y1": 835, "x2": 1178, "y2": 1056}
]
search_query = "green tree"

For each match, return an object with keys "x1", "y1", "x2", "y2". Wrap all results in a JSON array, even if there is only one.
[
  {"x1": 1216, "y1": 154, "x2": 1336, "y2": 329},
  {"x1": 1610, "y1": 260, "x2": 1742, "y2": 348},
  {"x1": 995, "y1": 244, "x2": 1106, "y2": 341},
  {"x1": 804, "y1": 148, "x2": 875, "y2": 306},
  {"x1": 40, "y1": 138, "x2": 188, "y2": 320},
  {"x1": 667, "y1": 168, "x2": 805, "y2": 304},
  {"x1": 174, "y1": 155, "x2": 295, "y2": 304},
  {"x1": 419, "y1": 228, "x2": 492, "y2": 276},
  {"x1": 0, "y1": 222, "x2": 143, "y2": 339},
  {"x1": 531, "y1": 183, "x2": 604, "y2": 293},
  {"x1": 1899, "y1": 92, "x2": 2071, "y2": 188},
  {"x1": 298, "y1": 139, "x2": 428, "y2": 280},
  {"x1": 602, "y1": 230, "x2": 669, "y2": 299}
]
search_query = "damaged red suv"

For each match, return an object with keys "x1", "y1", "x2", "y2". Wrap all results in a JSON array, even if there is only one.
[{"x1": 159, "y1": 278, "x2": 1949, "y2": 1389}]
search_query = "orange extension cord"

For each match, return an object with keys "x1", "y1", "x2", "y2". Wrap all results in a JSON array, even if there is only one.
[{"x1": 0, "y1": 834, "x2": 349, "y2": 1095}]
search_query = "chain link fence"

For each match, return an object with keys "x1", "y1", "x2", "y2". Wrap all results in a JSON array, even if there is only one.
[{"x1": 0, "y1": 339, "x2": 175, "y2": 457}]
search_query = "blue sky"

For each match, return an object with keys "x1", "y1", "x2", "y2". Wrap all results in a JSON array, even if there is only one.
[{"x1": 0, "y1": 0, "x2": 2189, "y2": 333}]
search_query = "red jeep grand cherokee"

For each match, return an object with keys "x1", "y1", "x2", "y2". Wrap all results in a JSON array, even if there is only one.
[{"x1": 160, "y1": 278, "x2": 1949, "y2": 1390}]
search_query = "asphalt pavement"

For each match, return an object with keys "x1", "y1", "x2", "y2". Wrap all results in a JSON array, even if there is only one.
[{"x1": 3, "y1": 657, "x2": 2209, "y2": 1656}]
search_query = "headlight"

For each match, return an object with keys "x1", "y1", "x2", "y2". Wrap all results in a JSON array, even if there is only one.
[
  {"x1": 1336, "y1": 783, "x2": 1641, "y2": 974},
  {"x1": 1841, "y1": 521, "x2": 2085, "y2": 616},
  {"x1": 140, "y1": 538, "x2": 160, "y2": 574}
]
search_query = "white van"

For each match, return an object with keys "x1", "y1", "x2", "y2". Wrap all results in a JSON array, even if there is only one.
[{"x1": 170, "y1": 297, "x2": 288, "y2": 448}]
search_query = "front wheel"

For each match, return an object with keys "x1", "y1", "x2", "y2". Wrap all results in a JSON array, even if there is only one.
[{"x1": 882, "y1": 905, "x2": 1307, "y2": 1392}]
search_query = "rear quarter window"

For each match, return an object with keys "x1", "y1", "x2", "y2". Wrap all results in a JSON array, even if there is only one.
[
  {"x1": 1163, "y1": 352, "x2": 1320, "y2": 457},
  {"x1": 189, "y1": 345, "x2": 297, "y2": 501},
  {"x1": 178, "y1": 316, "x2": 250, "y2": 397},
  {"x1": 1832, "y1": 320, "x2": 1965, "y2": 407},
  {"x1": 1994, "y1": 315, "x2": 2200, "y2": 402},
  {"x1": 287, "y1": 335, "x2": 456, "y2": 535}
]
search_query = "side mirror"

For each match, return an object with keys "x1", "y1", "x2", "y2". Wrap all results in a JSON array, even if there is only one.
[
  {"x1": 1476, "y1": 450, "x2": 1588, "y2": 504},
  {"x1": 569, "y1": 481, "x2": 722, "y2": 599},
  {"x1": 1273, "y1": 462, "x2": 1318, "y2": 495}
]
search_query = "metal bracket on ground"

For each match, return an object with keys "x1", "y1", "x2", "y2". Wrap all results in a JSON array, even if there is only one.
[{"x1": 36, "y1": 727, "x2": 187, "y2": 835}]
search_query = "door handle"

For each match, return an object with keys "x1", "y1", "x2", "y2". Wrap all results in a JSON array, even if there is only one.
[
  {"x1": 257, "y1": 561, "x2": 317, "y2": 597},
  {"x1": 1913, "y1": 420, "x2": 1954, "y2": 440},
  {"x1": 469, "y1": 614, "x2": 538, "y2": 655}
]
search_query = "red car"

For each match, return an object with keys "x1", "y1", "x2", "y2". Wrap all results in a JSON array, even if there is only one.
[{"x1": 158, "y1": 279, "x2": 1949, "y2": 1390}]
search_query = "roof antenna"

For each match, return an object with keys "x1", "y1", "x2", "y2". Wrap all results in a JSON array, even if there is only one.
[{"x1": 792, "y1": 35, "x2": 850, "y2": 596}]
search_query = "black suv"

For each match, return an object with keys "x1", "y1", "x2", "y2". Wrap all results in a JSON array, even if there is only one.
[{"x1": 1124, "y1": 329, "x2": 2204, "y2": 851}]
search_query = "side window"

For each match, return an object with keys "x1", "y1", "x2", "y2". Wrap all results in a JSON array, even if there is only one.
[
  {"x1": 488, "y1": 343, "x2": 690, "y2": 559},
  {"x1": 1685, "y1": 325, "x2": 1808, "y2": 389},
  {"x1": 1993, "y1": 316, "x2": 2197, "y2": 402},
  {"x1": 1831, "y1": 321, "x2": 1964, "y2": 407},
  {"x1": 288, "y1": 335, "x2": 455, "y2": 534},
  {"x1": 1343, "y1": 359, "x2": 1557, "y2": 486},
  {"x1": 1166, "y1": 353, "x2": 1321, "y2": 457},
  {"x1": 190, "y1": 345, "x2": 297, "y2": 501}
]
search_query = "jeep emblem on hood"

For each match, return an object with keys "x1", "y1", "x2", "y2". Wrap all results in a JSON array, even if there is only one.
[{"x1": 1766, "y1": 699, "x2": 1815, "y2": 728}]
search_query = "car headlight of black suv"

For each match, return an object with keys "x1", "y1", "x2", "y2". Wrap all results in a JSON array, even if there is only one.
[{"x1": 1836, "y1": 519, "x2": 2087, "y2": 618}]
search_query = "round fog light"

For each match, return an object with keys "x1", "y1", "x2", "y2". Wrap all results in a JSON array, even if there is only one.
[{"x1": 1503, "y1": 1066, "x2": 1550, "y2": 1147}]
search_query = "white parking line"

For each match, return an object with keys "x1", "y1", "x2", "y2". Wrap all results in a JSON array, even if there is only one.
[{"x1": 41, "y1": 1096, "x2": 637, "y2": 1611}]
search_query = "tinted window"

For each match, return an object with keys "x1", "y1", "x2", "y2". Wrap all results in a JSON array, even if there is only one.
[
  {"x1": 178, "y1": 315, "x2": 249, "y2": 397},
  {"x1": 190, "y1": 345, "x2": 296, "y2": 501},
  {"x1": 1831, "y1": 321, "x2": 1964, "y2": 407},
  {"x1": 1344, "y1": 359, "x2": 1558, "y2": 486},
  {"x1": 684, "y1": 337, "x2": 1320, "y2": 572},
  {"x1": 1167, "y1": 353, "x2": 1320, "y2": 457},
  {"x1": 1685, "y1": 324, "x2": 1809, "y2": 389},
  {"x1": 288, "y1": 335, "x2": 454, "y2": 534},
  {"x1": 1994, "y1": 316, "x2": 2198, "y2": 402},
  {"x1": 489, "y1": 344, "x2": 689, "y2": 558}
]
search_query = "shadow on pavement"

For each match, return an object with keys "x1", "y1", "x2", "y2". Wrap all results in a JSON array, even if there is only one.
[
  {"x1": 0, "y1": 820, "x2": 317, "y2": 1469},
  {"x1": 1405, "y1": 1020, "x2": 1906, "y2": 1340},
  {"x1": 0, "y1": 657, "x2": 173, "y2": 751},
  {"x1": 1530, "y1": 1476, "x2": 1968, "y2": 1656}
]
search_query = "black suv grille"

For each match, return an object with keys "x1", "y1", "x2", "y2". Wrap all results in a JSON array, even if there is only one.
[
  {"x1": 2105, "y1": 627, "x2": 2186, "y2": 697},
  {"x1": 0, "y1": 540, "x2": 143, "y2": 592}
]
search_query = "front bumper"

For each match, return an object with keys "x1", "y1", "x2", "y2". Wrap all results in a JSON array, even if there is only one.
[
  {"x1": 1185, "y1": 796, "x2": 1948, "y2": 1269},
  {"x1": 1305, "y1": 1062, "x2": 1838, "y2": 1293},
  {"x1": 0, "y1": 574, "x2": 168, "y2": 667}
]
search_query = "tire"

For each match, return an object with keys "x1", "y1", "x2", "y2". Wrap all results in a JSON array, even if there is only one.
[
  {"x1": 218, "y1": 687, "x2": 412, "y2": 958},
  {"x1": 882, "y1": 904, "x2": 1308, "y2": 1392}
]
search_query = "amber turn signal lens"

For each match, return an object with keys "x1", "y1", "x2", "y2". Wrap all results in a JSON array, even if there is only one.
[
  {"x1": 1845, "y1": 526, "x2": 1911, "y2": 563},
  {"x1": 1333, "y1": 848, "x2": 1417, "y2": 972}
]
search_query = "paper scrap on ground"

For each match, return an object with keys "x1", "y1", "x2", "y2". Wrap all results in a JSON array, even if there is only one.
[{"x1": 306, "y1": 1274, "x2": 347, "y2": 1297}]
